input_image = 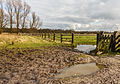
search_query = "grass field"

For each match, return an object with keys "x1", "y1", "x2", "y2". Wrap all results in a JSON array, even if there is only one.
[
  {"x1": 0, "y1": 33, "x2": 58, "y2": 49},
  {"x1": 44, "y1": 33, "x2": 97, "y2": 45},
  {"x1": 74, "y1": 34, "x2": 96, "y2": 45},
  {"x1": 0, "y1": 33, "x2": 96, "y2": 49}
]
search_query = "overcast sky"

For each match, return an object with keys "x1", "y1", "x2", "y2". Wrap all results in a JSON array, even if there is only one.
[{"x1": 27, "y1": 0, "x2": 120, "y2": 31}]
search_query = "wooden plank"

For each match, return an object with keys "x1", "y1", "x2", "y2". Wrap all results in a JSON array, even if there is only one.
[
  {"x1": 115, "y1": 35, "x2": 120, "y2": 40},
  {"x1": 55, "y1": 36, "x2": 61, "y2": 38},
  {"x1": 106, "y1": 35, "x2": 110, "y2": 52},
  {"x1": 115, "y1": 44, "x2": 120, "y2": 50},
  {"x1": 62, "y1": 38, "x2": 72, "y2": 39},
  {"x1": 62, "y1": 40, "x2": 72, "y2": 42},
  {"x1": 112, "y1": 31, "x2": 117, "y2": 52},
  {"x1": 116, "y1": 39, "x2": 120, "y2": 44},
  {"x1": 103, "y1": 35, "x2": 107, "y2": 51},
  {"x1": 116, "y1": 49, "x2": 120, "y2": 52},
  {"x1": 62, "y1": 34, "x2": 72, "y2": 36},
  {"x1": 109, "y1": 35, "x2": 113, "y2": 52}
]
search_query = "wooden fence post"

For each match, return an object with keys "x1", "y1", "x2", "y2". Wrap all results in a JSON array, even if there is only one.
[
  {"x1": 96, "y1": 33, "x2": 99, "y2": 47},
  {"x1": 45, "y1": 33, "x2": 46, "y2": 39},
  {"x1": 61, "y1": 33, "x2": 63, "y2": 43},
  {"x1": 96, "y1": 31, "x2": 103, "y2": 51},
  {"x1": 53, "y1": 33, "x2": 55, "y2": 41},
  {"x1": 72, "y1": 33, "x2": 74, "y2": 44},
  {"x1": 111, "y1": 31, "x2": 117, "y2": 52}
]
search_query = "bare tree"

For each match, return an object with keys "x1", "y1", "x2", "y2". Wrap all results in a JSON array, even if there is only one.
[
  {"x1": 13, "y1": 0, "x2": 23, "y2": 34},
  {"x1": 0, "y1": 0, "x2": 8, "y2": 28},
  {"x1": 4, "y1": 0, "x2": 41, "y2": 33},
  {"x1": 6, "y1": 0, "x2": 15, "y2": 33},
  {"x1": 21, "y1": 2, "x2": 30, "y2": 32},
  {"x1": 29, "y1": 12, "x2": 42, "y2": 29}
]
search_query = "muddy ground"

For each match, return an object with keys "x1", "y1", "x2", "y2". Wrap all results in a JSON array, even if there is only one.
[{"x1": 0, "y1": 47, "x2": 120, "y2": 84}]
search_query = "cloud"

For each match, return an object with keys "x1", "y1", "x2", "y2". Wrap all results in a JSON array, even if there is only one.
[{"x1": 27, "y1": 0, "x2": 120, "y2": 31}]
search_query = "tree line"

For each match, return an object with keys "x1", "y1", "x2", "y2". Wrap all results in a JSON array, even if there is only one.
[{"x1": 0, "y1": 0, "x2": 42, "y2": 34}]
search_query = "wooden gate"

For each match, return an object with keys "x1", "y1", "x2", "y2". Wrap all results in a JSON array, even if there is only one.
[{"x1": 97, "y1": 31, "x2": 120, "y2": 52}]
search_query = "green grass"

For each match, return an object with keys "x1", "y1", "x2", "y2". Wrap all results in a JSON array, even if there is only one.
[
  {"x1": 6, "y1": 40, "x2": 71, "y2": 49},
  {"x1": 50, "y1": 34, "x2": 97, "y2": 46},
  {"x1": 0, "y1": 33, "x2": 97, "y2": 49},
  {"x1": 0, "y1": 34, "x2": 72, "y2": 49},
  {"x1": 74, "y1": 35, "x2": 96, "y2": 45}
]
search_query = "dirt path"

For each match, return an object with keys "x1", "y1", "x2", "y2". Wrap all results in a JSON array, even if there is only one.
[{"x1": 0, "y1": 47, "x2": 119, "y2": 84}]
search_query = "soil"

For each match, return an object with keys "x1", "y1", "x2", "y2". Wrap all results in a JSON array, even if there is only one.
[{"x1": 0, "y1": 47, "x2": 119, "y2": 84}]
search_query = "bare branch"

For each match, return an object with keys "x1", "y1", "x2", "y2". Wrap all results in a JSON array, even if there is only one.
[
  {"x1": 29, "y1": 12, "x2": 42, "y2": 29},
  {"x1": 0, "y1": 0, "x2": 8, "y2": 28},
  {"x1": 6, "y1": 0, "x2": 15, "y2": 33},
  {"x1": 13, "y1": 0, "x2": 23, "y2": 34},
  {"x1": 21, "y1": 2, "x2": 30, "y2": 30}
]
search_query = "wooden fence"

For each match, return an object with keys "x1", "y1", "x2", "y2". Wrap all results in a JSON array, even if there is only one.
[
  {"x1": 97, "y1": 31, "x2": 120, "y2": 52},
  {"x1": 19, "y1": 32, "x2": 74, "y2": 45},
  {"x1": 39, "y1": 33, "x2": 74, "y2": 44}
]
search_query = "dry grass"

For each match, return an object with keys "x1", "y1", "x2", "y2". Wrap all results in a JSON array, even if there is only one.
[
  {"x1": 0, "y1": 33, "x2": 18, "y2": 45},
  {"x1": 0, "y1": 33, "x2": 55, "y2": 48}
]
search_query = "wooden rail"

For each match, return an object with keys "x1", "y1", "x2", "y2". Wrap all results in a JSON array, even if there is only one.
[{"x1": 37, "y1": 33, "x2": 74, "y2": 44}]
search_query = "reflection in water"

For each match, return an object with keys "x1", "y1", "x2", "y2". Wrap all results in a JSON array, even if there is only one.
[
  {"x1": 75, "y1": 45, "x2": 96, "y2": 54},
  {"x1": 55, "y1": 63, "x2": 100, "y2": 79}
]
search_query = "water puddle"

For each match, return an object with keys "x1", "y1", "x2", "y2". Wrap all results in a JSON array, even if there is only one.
[
  {"x1": 54, "y1": 63, "x2": 100, "y2": 79},
  {"x1": 75, "y1": 45, "x2": 96, "y2": 54}
]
